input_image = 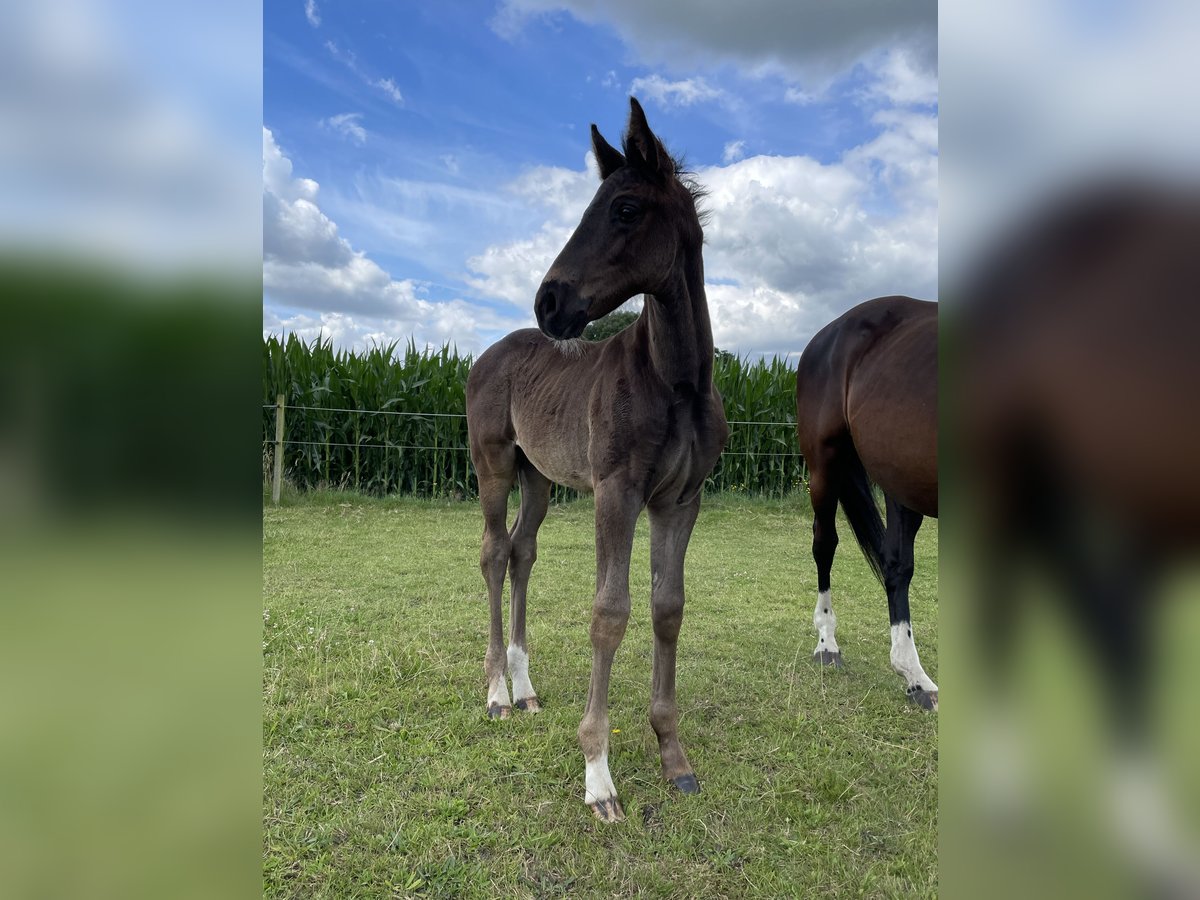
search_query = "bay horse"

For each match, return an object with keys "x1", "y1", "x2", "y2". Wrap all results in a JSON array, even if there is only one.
[
  {"x1": 957, "y1": 183, "x2": 1200, "y2": 890},
  {"x1": 795, "y1": 295, "x2": 939, "y2": 709},
  {"x1": 466, "y1": 98, "x2": 728, "y2": 823}
]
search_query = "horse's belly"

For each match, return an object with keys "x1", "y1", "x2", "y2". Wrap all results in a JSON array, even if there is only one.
[{"x1": 515, "y1": 436, "x2": 593, "y2": 493}]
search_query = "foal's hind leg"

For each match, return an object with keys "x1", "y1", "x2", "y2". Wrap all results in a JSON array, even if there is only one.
[
  {"x1": 507, "y1": 459, "x2": 550, "y2": 713},
  {"x1": 883, "y1": 495, "x2": 938, "y2": 710},
  {"x1": 476, "y1": 446, "x2": 516, "y2": 719},
  {"x1": 808, "y1": 452, "x2": 843, "y2": 666},
  {"x1": 647, "y1": 494, "x2": 702, "y2": 794}
]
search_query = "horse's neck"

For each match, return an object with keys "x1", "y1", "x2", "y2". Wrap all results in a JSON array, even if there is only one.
[{"x1": 641, "y1": 248, "x2": 714, "y2": 391}]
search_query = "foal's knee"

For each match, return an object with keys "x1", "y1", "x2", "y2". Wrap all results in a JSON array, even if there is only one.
[{"x1": 590, "y1": 588, "x2": 630, "y2": 647}]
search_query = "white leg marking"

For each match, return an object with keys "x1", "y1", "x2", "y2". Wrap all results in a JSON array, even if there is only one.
[
  {"x1": 507, "y1": 645, "x2": 537, "y2": 703},
  {"x1": 584, "y1": 752, "x2": 617, "y2": 805},
  {"x1": 891, "y1": 621, "x2": 938, "y2": 698},
  {"x1": 813, "y1": 589, "x2": 840, "y2": 655},
  {"x1": 486, "y1": 671, "x2": 510, "y2": 711}
]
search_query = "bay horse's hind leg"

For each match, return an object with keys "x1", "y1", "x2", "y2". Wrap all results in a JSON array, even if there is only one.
[
  {"x1": 808, "y1": 450, "x2": 843, "y2": 667},
  {"x1": 507, "y1": 456, "x2": 550, "y2": 713},
  {"x1": 476, "y1": 443, "x2": 516, "y2": 719},
  {"x1": 647, "y1": 494, "x2": 703, "y2": 794},
  {"x1": 884, "y1": 494, "x2": 938, "y2": 710}
]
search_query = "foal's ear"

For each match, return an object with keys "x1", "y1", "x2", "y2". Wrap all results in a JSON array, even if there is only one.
[
  {"x1": 591, "y1": 124, "x2": 625, "y2": 180},
  {"x1": 625, "y1": 96, "x2": 669, "y2": 180}
]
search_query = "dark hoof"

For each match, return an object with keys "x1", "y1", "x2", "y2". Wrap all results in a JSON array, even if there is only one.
[
  {"x1": 813, "y1": 649, "x2": 844, "y2": 668},
  {"x1": 906, "y1": 687, "x2": 938, "y2": 711},
  {"x1": 514, "y1": 696, "x2": 541, "y2": 713},
  {"x1": 671, "y1": 773, "x2": 701, "y2": 795},
  {"x1": 487, "y1": 702, "x2": 512, "y2": 719},
  {"x1": 588, "y1": 796, "x2": 625, "y2": 823}
]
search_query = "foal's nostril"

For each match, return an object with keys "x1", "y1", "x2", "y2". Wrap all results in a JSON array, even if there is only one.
[{"x1": 541, "y1": 289, "x2": 558, "y2": 317}]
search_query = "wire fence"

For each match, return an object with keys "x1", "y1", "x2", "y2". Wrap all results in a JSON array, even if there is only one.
[{"x1": 262, "y1": 402, "x2": 807, "y2": 501}]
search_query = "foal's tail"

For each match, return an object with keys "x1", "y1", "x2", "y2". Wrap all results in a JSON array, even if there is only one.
[{"x1": 837, "y1": 449, "x2": 886, "y2": 585}]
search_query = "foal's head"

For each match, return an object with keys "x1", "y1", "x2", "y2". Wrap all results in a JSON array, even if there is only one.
[{"x1": 534, "y1": 97, "x2": 705, "y2": 341}]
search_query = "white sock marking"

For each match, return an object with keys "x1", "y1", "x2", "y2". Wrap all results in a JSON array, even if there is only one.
[
  {"x1": 813, "y1": 589, "x2": 840, "y2": 655},
  {"x1": 584, "y1": 752, "x2": 617, "y2": 805},
  {"x1": 507, "y1": 645, "x2": 536, "y2": 702},
  {"x1": 487, "y1": 672, "x2": 510, "y2": 710},
  {"x1": 890, "y1": 621, "x2": 938, "y2": 695}
]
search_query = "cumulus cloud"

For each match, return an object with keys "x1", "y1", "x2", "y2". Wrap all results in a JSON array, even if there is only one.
[
  {"x1": 320, "y1": 112, "x2": 366, "y2": 145},
  {"x1": 630, "y1": 74, "x2": 725, "y2": 108},
  {"x1": 263, "y1": 128, "x2": 520, "y2": 351},
  {"x1": 304, "y1": 0, "x2": 320, "y2": 28}
]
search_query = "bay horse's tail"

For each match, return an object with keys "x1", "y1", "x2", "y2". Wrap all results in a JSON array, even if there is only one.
[{"x1": 837, "y1": 448, "x2": 886, "y2": 584}]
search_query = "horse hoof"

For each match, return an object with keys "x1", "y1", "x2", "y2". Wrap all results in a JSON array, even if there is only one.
[
  {"x1": 487, "y1": 702, "x2": 512, "y2": 719},
  {"x1": 588, "y1": 796, "x2": 625, "y2": 824},
  {"x1": 514, "y1": 696, "x2": 541, "y2": 713},
  {"x1": 906, "y1": 688, "x2": 938, "y2": 711},
  {"x1": 671, "y1": 773, "x2": 701, "y2": 795},
  {"x1": 813, "y1": 649, "x2": 843, "y2": 668}
]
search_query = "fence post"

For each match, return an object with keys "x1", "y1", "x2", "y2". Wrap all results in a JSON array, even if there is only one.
[{"x1": 272, "y1": 393, "x2": 285, "y2": 505}]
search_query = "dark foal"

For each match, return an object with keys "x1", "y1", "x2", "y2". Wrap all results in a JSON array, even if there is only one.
[
  {"x1": 466, "y1": 98, "x2": 728, "y2": 822},
  {"x1": 795, "y1": 296, "x2": 939, "y2": 708}
]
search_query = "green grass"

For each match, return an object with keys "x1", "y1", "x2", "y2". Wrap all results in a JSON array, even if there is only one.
[{"x1": 263, "y1": 493, "x2": 938, "y2": 898}]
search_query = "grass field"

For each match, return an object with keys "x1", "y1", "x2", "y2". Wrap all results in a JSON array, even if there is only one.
[{"x1": 263, "y1": 492, "x2": 938, "y2": 898}]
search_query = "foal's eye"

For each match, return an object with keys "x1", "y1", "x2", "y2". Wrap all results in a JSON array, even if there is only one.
[{"x1": 616, "y1": 203, "x2": 639, "y2": 224}]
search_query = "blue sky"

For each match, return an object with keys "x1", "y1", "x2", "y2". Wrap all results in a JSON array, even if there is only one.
[{"x1": 263, "y1": 0, "x2": 938, "y2": 356}]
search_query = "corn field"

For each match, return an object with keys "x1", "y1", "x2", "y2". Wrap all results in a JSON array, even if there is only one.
[{"x1": 263, "y1": 335, "x2": 806, "y2": 499}]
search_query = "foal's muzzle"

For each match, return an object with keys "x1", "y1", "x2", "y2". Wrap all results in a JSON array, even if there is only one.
[{"x1": 534, "y1": 278, "x2": 589, "y2": 340}]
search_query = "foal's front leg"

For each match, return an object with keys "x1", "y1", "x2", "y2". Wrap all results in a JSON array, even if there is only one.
[{"x1": 578, "y1": 481, "x2": 640, "y2": 823}]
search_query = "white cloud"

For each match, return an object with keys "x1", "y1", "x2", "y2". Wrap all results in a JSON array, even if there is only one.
[
  {"x1": 320, "y1": 112, "x2": 366, "y2": 145},
  {"x1": 374, "y1": 77, "x2": 404, "y2": 104},
  {"x1": 630, "y1": 74, "x2": 725, "y2": 108},
  {"x1": 861, "y1": 47, "x2": 938, "y2": 107},
  {"x1": 722, "y1": 140, "x2": 747, "y2": 163},
  {"x1": 304, "y1": 0, "x2": 320, "y2": 28},
  {"x1": 263, "y1": 128, "x2": 522, "y2": 352}
]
